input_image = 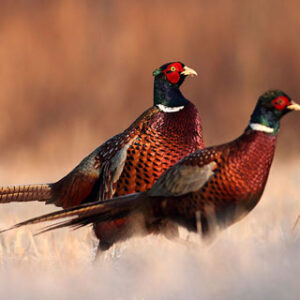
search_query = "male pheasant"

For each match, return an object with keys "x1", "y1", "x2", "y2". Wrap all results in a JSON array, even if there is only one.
[
  {"x1": 8, "y1": 90, "x2": 299, "y2": 244},
  {"x1": 0, "y1": 62, "x2": 204, "y2": 252}
]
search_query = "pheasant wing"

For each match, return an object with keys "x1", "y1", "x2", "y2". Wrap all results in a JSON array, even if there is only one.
[
  {"x1": 148, "y1": 148, "x2": 220, "y2": 197},
  {"x1": 49, "y1": 107, "x2": 159, "y2": 208}
]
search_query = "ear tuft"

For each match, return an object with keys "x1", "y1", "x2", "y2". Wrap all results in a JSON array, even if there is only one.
[{"x1": 153, "y1": 69, "x2": 161, "y2": 76}]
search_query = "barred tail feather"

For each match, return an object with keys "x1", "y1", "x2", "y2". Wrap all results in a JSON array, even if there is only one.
[
  {"x1": 1, "y1": 192, "x2": 146, "y2": 234},
  {"x1": 0, "y1": 184, "x2": 52, "y2": 203}
]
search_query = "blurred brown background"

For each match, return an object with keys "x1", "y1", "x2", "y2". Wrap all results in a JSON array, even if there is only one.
[{"x1": 0, "y1": 0, "x2": 299, "y2": 184}]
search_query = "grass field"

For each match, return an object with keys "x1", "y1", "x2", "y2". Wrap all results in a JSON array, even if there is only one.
[{"x1": 0, "y1": 161, "x2": 299, "y2": 299}]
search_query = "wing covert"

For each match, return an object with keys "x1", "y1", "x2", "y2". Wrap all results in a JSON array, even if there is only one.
[{"x1": 148, "y1": 149, "x2": 220, "y2": 197}]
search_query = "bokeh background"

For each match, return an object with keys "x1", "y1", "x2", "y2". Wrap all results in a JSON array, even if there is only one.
[{"x1": 0, "y1": 1, "x2": 299, "y2": 299}]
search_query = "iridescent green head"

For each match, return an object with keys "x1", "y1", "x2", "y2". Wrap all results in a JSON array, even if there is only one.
[
  {"x1": 153, "y1": 62, "x2": 197, "y2": 87},
  {"x1": 152, "y1": 62, "x2": 197, "y2": 108},
  {"x1": 249, "y1": 90, "x2": 300, "y2": 134}
]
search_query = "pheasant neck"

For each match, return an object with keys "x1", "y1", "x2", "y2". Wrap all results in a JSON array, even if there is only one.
[
  {"x1": 154, "y1": 77, "x2": 189, "y2": 109},
  {"x1": 248, "y1": 104, "x2": 280, "y2": 135}
]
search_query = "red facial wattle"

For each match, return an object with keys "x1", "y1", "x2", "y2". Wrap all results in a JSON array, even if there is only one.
[
  {"x1": 271, "y1": 96, "x2": 290, "y2": 110},
  {"x1": 162, "y1": 62, "x2": 184, "y2": 84}
]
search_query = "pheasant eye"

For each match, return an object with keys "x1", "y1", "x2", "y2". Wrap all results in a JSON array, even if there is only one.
[
  {"x1": 170, "y1": 66, "x2": 177, "y2": 72},
  {"x1": 271, "y1": 96, "x2": 290, "y2": 110}
]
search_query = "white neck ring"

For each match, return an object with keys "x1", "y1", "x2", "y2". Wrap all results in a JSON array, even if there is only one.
[
  {"x1": 249, "y1": 123, "x2": 274, "y2": 133},
  {"x1": 156, "y1": 104, "x2": 185, "y2": 113}
]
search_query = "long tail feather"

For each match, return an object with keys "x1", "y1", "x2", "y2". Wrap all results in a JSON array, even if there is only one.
[
  {"x1": 0, "y1": 192, "x2": 146, "y2": 234},
  {"x1": 0, "y1": 184, "x2": 52, "y2": 203},
  {"x1": 34, "y1": 209, "x2": 130, "y2": 235}
]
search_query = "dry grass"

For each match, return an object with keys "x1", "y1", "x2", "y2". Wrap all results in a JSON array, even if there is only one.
[{"x1": 0, "y1": 162, "x2": 299, "y2": 299}]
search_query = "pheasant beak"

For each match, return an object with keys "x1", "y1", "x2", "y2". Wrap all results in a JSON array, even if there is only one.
[
  {"x1": 287, "y1": 101, "x2": 300, "y2": 111},
  {"x1": 181, "y1": 66, "x2": 198, "y2": 77}
]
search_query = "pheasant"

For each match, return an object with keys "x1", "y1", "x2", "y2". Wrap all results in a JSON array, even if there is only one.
[
  {"x1": 7, "y1": 90, "x2": 299, "y2": 245},
  {"x1": 0, "y1": 62, "x2": 204, "y2": 253}
]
